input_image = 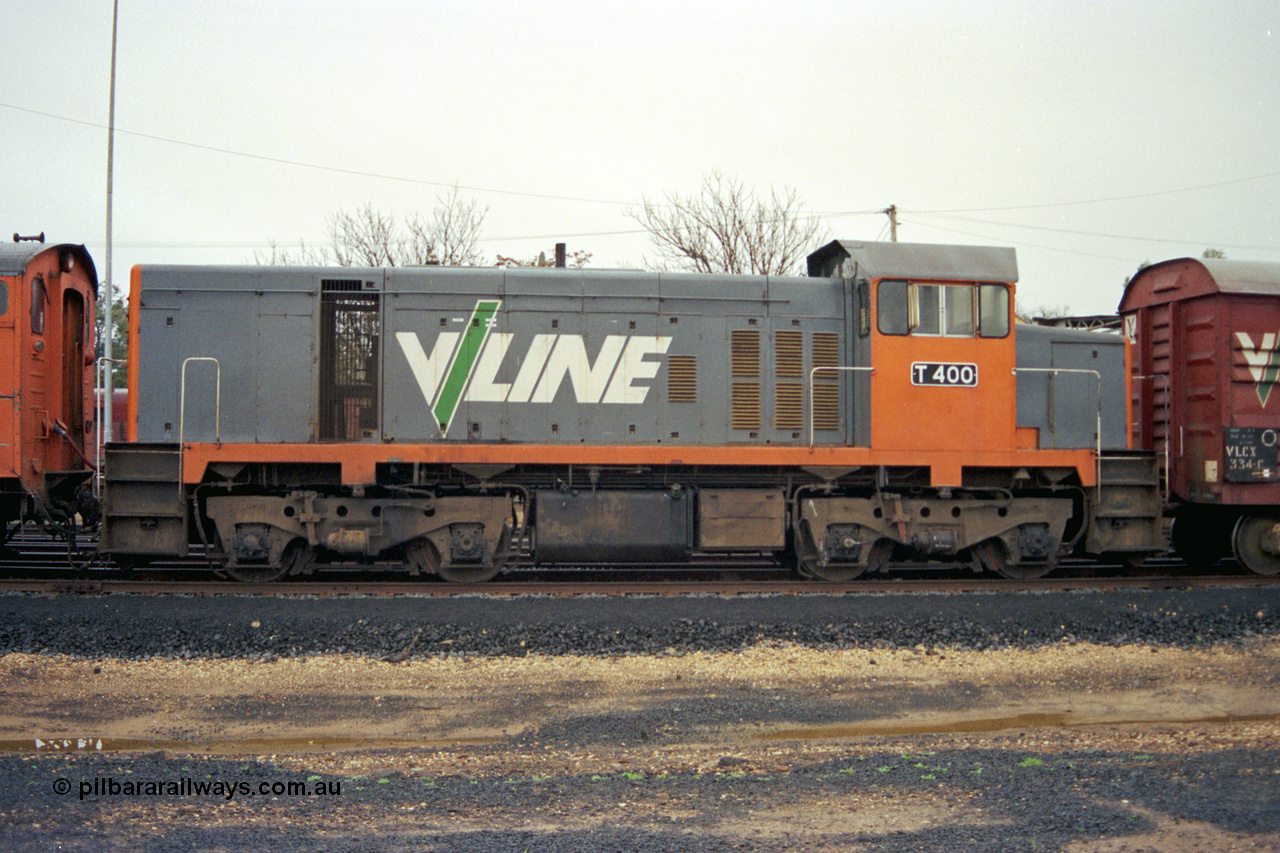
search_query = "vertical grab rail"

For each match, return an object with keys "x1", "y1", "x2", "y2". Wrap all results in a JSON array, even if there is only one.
[
  {"x1": 94, "y1": 357, "x2": 127, "y2": 498},
  {"x1": 1012, "y1": 367, "x2": 1103, "y2": 500},
  {"x1": 179, "y1": 358, "x2": 222, "y2": 499},
  {"x1": 808, "y1": 365, "x2": 874, "y2": 448},
  {"x1": 1133, "y1": 373, "x2": 1171, "y2": 503}
]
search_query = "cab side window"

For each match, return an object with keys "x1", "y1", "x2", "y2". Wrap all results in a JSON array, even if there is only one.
[
  {"x1": 876, "y1": 280, "x2": 909, "y2": 335},
  {"x1": 0, "y1": 282, "x2": 7, "y2": 316},
  {"x1": 978, "y1": 284, "x2": 1010, "y2": 338},
  {"x1": 30, "y1": 275, "x2": 45, "y2": 335},
  {"x1": 876, "y1": 280, "x2": 1009, "y2": 339}
]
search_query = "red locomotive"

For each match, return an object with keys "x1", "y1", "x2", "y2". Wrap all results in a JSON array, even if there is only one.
[{"x1": 0, "y1": 237, "x2": 98, "y2": 540}]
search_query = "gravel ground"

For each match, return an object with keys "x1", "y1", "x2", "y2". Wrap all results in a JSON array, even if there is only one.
[
  {"x1": 1, "y1": 586, "x2": 1277, "y2": 660},
  {"x1": 1, "y1": 586, "x2": 1278, "y2": 851}
]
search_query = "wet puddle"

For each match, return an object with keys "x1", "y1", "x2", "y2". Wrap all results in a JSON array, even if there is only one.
[
  {"x1": 760, "y1": 711, "x2": 1280, "y2": 741},
  {"x1": 0, "y1": 735, "x2": 503, "y2": 755}
]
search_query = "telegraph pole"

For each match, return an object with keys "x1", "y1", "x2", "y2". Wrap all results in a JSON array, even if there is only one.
[{"x1": 883, "y1": 205, "x2": 899, "y2": 242}]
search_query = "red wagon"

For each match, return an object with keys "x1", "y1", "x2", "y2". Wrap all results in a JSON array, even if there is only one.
[{"x1": 1119, "y1": 257, "x2": 1280, "y2": 574}]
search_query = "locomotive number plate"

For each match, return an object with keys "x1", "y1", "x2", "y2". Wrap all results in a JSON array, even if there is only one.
[{"x1": 911, "y1": 362, "x2": 978, "y2": 387}]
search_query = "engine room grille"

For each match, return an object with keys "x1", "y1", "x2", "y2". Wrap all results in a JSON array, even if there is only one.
[
  {"x1": 667, "y1": 355, "x2": 697, "y2": 403},
  {"x1": 731, "y1": 382, "x2": 761, "y2": 430},
  {"x1": 812, "y1": 332, "x2": 841, "y2": 431},
  {"x1": 813, "y1": 384, "x2": 840, "y2": 431},
  {"x1": 319, "y1": 290, "x2": 380, "y2": 441},
  {"x1": 774, "y1": 330, "x2": 803, "y2": 378},
  {"x1": 812, "y1": 332, "x2": 839, "y2": 371},
  {"x1": 775, "y1": 382, "x2": 803, "y2": 430},
  {"x1": 730, "y1": 330, "x2": 760, "y2": 377},
  {"x1": 321, "y1": 278, "x2": 366, "y2": 293}
]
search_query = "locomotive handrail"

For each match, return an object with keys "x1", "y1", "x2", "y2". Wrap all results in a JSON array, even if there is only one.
[
  {"x1": 1132, "y1": 373, "x2": 1171, "y2": 503},
  {"x1": 1012, "y1": 367, "x2": 1102, "y2": 499},
  {"x1": 808, "y1": 366, "x2": 874, "y2": 447},
  {"x1": 93, "y1": 357, "x2": 127, "y2": 499},
  {"x1": 179, "y1": 357, "x2": 222, "y2": 447}
]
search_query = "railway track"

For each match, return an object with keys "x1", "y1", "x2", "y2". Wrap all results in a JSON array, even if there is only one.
[
  {"x1": 0, "y1": 563, "x2": 1273, "y2": 597},
  {"x1": 2, "y1": 528, "x2": 1273, "y2": 596}
]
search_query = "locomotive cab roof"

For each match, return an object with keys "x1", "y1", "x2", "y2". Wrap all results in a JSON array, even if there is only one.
[
  {"x1": 0, "y1": 241, "x2": 99, "y2": 295},
  {"x1": 806, "y1": 240, "x2": 1018, "y2": 283}
]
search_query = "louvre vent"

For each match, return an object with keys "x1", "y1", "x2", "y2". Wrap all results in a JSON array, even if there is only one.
[
  {"x1": 667, "y1": 355, "x2": 697, "y2": 403},
  {"x1": 775, "y1": 330, "x2": 803, "y2": 378},
  {"x1": 812, "y1": 332, "x2": 839, "y2": 373},
  {"x1": 321, "y1": 279, "x2": 365, "y2": 293},
  {"x1": 730, "y1": 329, "x2": 760, "y2": 377},
  {"x1": 775, "y1": 382, "x2": 803, "y2": 430},
  {"x1": 810, "y1": 331, "x2": 841, "y2": 431},
  {"x1": 731, "y1": 382, "x2": 761, "y2": 430},
  {"x1": 813, "y1": 384, "x2": 840, "y2": 431}
]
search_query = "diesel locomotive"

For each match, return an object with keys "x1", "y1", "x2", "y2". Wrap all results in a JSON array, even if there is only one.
[
  {"x1": 0, "y1": 238, "x2": 98, "y2": 540},
  {"x1": 92, "y1": 239, "x2": 1165, "y2": 581}
]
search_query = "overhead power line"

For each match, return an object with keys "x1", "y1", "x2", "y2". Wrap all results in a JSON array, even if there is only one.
[
  {"x1": 2, "y1": 102, "x2": 631, "y2": 207},
  {"x1": 911, "y1": 170, "x2": 1280, "y2": 214},
  {"x1": 910, "y1": 211, "x2": 1278, "y2": 253}
]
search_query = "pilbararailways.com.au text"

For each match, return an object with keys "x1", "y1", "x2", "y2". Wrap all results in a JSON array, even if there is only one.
[{"x1": 54, "y1": 776, "x2": 342, "y2": 801}]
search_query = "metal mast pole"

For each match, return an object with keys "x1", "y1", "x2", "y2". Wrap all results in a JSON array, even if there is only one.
[{"x1": 103, "y1": 0, "x2": 119, "y2": 446}]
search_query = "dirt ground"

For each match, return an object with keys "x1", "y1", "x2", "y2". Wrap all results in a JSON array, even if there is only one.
[
  {"x1": 2, "y1": 639, "x2": 1279, "y2": 851},
  {"x1": 3, "y1": 640, "x2": 1279, "y2": 754}
]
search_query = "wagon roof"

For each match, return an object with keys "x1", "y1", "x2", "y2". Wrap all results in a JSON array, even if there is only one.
[
  {"x1": 1200, "y1": 258, "x2": 1280, "y2": 294},
  {"x1": 806, "y1": 240, "x2": 1018, "y2": 283},
  {"x1": 1119, "y1": 257, "x2": 1280, "y2": 312}
]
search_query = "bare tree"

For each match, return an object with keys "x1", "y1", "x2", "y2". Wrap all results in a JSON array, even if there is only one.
[
  {"x1": 406, "y1": 186, "x2": 488, "y2": 266},
  {"x1": 254, "y1": 239, "x2": 332, "y2": 266},
  {"x1": 328, "y1": 204, "x2": 400, "y2": 266},
  {"x1": 257, "y1": 188, "x2": 488, "y2": 267},
  {"x1": 627, "y1": 170, "x2": 827, "y2": 275}
]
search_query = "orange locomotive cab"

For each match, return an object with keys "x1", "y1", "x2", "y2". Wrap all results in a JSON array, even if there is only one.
[
  {"x1": 869, "y1": 276, "x2": 1016, "y2": 454},
  {"x1": 0, "y1": 238, "x2": 98, "y2": 529},
  {"x1": 808, "y1": 240, "x2": 1020, "y2": 472}
]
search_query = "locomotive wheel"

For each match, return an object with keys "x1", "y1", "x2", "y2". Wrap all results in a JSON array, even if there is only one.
[
  {"x1": 223, "y1": 538, "x2": 314, "y2": 583},
  {"x1": 1232, "y1": 515, "x2": 1280, "y2": 576},
  {"x1": 797, "y1": 539, "x2": 891, "y2": 582},
  {"x1": 404, "y1": 538, "x2": 441, "y2": 576},
  {"x1": 797, "y1": 554, "x2": 864, "y2": 582},
  {"x1": 435, "y1": 562, "x2": 504, "y2": 583},
  {"x1": 974, "y1": 538, "x2": 1057, "y2": 581},
  {"x1": 406, "y1": 536, "x2": 505, "y2": 583}
]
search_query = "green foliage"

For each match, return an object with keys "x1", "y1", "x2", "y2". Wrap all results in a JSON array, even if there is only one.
[{"x1": 95, "y1": 294, "x2": 128, "y2": 387}]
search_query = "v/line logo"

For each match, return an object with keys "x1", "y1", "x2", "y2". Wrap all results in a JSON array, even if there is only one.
[
  {"x1": 397, "y1": 300, "x2": 673, "y2": 436},
  {"x1": 1236, "y1": 331, "x2": 1280, "y2": 408}
]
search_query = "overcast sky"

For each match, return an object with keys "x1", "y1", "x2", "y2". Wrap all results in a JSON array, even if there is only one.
[{"x1": 5, "y1": 1, "x2": 1277, "y2": 316}]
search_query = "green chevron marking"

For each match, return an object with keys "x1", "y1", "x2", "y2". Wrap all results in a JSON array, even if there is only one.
[{"x1": 432, "y1": 299, "x2": 501, "y2": 436}]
